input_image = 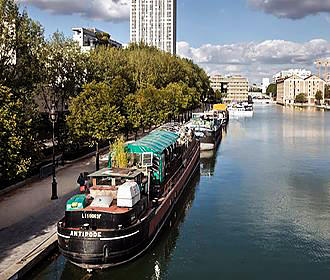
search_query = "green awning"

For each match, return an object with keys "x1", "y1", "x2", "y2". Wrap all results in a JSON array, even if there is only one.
[{"x1": 126, "y1": 130, "x2": 179, "y2": 155}]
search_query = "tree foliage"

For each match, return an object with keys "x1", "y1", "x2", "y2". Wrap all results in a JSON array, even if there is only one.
[
  {"x1": 0, "y1": 1, "x2": 212, "y2": 182},
  {"x1": 315, "y1": 90, "x2": 323, "y2": 103},
  {"x1": 266, "y1": 83, "x2": 277, "y2": 97},
  {"x1": 67, "y1": 81, "x2": 125, "y2": 144},
  {"x1": 295, "y1": 93, "x2": 307, "y2": 104},
  {"x1": 38, "y1": 32, "x2": 87, "y2": 111},
  {"x1": 0, "y1": 0, "x2": 44, "y2": 99},
  {"x1": 0, "y1": 85, "x2": 38, "y2": 180},
  {"x1": 325, "y1": 85, "x2": 330, "y2": 99}
]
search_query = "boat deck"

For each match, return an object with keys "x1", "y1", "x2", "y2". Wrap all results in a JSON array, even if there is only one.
[{"x1": 83, "y1": 205, "x2": 131, "y2": 214}]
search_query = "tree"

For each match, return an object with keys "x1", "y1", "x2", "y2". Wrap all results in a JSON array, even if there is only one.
[
  {"x1": 0, "y1": 0, "x2": 45, "y2": 99},
  {"x1": 124, "y1": 94, "x2": 143, "y2": 139},
  {"x1": 295, "y1": 93, "x2": 307, "y2": 104},
  {"x1": 39, "y1": 32, "x2": 87, "y2": 112},
  {"x1": 315, "y1": 90, "x2": 323, "y2": 104},
  {"x1": 95, "y1": 31, "x2": 110, "y2": 45},
  {"x1": 67, "y1": 81, "x2": 125, "y2": 170},
  {"x1": 214, "y1": 89, "x2": 227, "y2": 103},
  {"x1": 325, "y1": 85, "x2": 330, "y2": 99},
  {"x1": 0, "y1": 85, "x2": 39, "y2": 183},
  {"x1": 266, "y1": 84, "x2": 277, "y2": 98}
]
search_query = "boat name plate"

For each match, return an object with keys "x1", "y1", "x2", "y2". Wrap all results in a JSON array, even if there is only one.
[
  {"x1": 82, "y1": 213, "x2": 102, "y2": 219},
  {"x1": 70, "y1": 231, "x2": 102, "y2": 238}
]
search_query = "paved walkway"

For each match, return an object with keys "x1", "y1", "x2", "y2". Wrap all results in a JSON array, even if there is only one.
[{"x1": 0, "y1": 153, "x2": 109, "y2": 274}]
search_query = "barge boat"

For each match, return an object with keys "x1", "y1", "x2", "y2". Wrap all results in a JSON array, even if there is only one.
[
  {"x1": 57, "y1": 123, "x2": 200, "y2": 270},
  {"x1": 187, "y1": 111, "x2": 223, "y2": 151}
]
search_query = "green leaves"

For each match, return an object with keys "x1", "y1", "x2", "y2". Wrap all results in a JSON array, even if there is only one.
[
  {"x1": 315, "y1": 90, "x2": 323, "y2": 101},
  {"x1": 0, "y1": 85, "x2": 35, "y2": 179},
  {"x1": 0, "y1": 0, "x2": 211, "y2": 182},
  {"x1": 266, "y1": 84, "x2": 277, "y2": 97},
  {"x1": 67, "y1": 81, "x2": 125, "y2": 144},
  {"x1": 295, "y1": 93, "x2": 307, "y2": 103}
]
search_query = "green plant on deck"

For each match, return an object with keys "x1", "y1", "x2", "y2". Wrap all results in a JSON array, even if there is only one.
[{"x1": 111, "y1": 136, "x2": 128, "y2": 169}]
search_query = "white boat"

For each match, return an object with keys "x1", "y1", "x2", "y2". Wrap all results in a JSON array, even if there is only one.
[
  {"x1": 252, "y1": 98, "x2": 272, "y2": 106},
  {"x1": 186, "y1": 111, "x2": 223, "y2": 151},
  {"x1": 228, "y1": 103, "x2": 253, "y2": 117}
]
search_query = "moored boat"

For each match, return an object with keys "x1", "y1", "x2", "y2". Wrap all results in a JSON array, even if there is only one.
[
  {"x1": 57, "y1": 123, "x2": 200, "y2": 270},
  {"x1": 186, "y1": 111, "x2": 223, "y2": 151},
  {"x1": 228, "y1": 102, "x2": 253, "y2": 117}
]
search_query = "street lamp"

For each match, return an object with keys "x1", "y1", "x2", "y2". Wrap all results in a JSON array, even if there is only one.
[{"x1": 50, "y1": 103, "x2": 58, "y2": 200}]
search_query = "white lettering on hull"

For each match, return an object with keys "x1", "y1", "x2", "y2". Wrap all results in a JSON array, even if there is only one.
[
  {"x1": 69, "y1": 231, "x2": 102, "y2": 238},
  {"x1": 81, "y1": 213, "x2": 102, "y2": 219}
]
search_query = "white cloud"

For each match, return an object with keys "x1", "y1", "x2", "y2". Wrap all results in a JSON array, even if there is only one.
[
  {"x1": 248, "y1": 0, "x2": 330, "y2": 19},
  {"x1": 177, "y1": 39, "x2": 330, "y2": 83},
  {"x1": 16, "y1": 0, "x2": 130, "y2": 22}
]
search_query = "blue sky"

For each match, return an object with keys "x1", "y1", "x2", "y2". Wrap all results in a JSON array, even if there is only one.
[{"x1": 17, "y1": 0, "x2": 330, "y2": 83}]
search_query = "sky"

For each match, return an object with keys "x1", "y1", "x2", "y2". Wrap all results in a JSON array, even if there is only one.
[{"x1": 16, "y1": 0, "x2": 330, "y2": 84}]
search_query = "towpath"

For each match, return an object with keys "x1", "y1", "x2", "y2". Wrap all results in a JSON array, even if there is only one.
[{"x1": 0, "y1": 153, "x2": 109, "y2": 276}]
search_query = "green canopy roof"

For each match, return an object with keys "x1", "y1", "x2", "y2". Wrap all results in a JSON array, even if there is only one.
[{"x1": 126, "y1": 130, "x2": 179, "y2": 155}]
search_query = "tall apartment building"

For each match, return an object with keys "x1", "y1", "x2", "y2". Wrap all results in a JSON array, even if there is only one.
[
  {"x1": 210, "y1": 75, "x2": 249, "y2": 103},
  {"x1": 72, "y1": 27, "x2": 122, "y2": 52},
  {"x1": 130, "y1": 0, "x2": 177, "y2": 54},
  {"x1": 273, "y1": 69, "x2": 311, "y2": 83},
  {"x1": 277, "y1": 74, "x2": 325, "y2": 105}
]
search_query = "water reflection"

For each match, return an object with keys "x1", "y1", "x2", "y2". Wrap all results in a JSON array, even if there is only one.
[{"x1": 200, "y1": 146, "x2": 219, "y2": 177}]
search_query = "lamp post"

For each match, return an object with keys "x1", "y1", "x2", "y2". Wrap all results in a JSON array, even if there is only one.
[{"x1": 50, "y1": 104, "x2": 58, "y2": 200}]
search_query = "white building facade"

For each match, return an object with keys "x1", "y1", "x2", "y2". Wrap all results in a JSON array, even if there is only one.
[
  {"x1": 72, "y1": 27, "x2": 122, "y2": 52},
  {"x1": 273, "y1": 69, "x2": 311, "y2": 83},
  {"x1": 276, "y1": 75, "x2": 325, "y2": 105},
  {"x1": 210, "y1": 75, "x2": 249, "y2": 103},
  {"x1": 130, "y1": 0, "x2": 177, "y2": 54}
]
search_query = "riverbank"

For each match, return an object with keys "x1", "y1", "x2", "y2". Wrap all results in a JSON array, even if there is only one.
[
  {"x1": 0, "y1": 154, "x2": 101, "y2": 279},
  {"x1": 276, "y1": 102, "x2": 330, "y2": 110}
]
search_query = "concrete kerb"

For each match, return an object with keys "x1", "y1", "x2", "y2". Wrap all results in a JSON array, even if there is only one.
[{"x1": 0, "y1": 232, "x2": 58, "y2": 280}]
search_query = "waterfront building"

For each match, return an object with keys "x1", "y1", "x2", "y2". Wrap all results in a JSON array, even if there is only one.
[
  {"x1": 276, "y1": 74, "x2": 325, "y2": 105},
  {"x1": 210, "y1": 75, "x2": 249, "y2": 103},
  {"x1": 130, "y1": 0, "x2": 177, "y2": 54},
  {"x1": 72, "y1": 27, "x2": 122, "y2": 52},
  {"x1": 273, "y1": 69, "x2": 311, "y2": 83}
]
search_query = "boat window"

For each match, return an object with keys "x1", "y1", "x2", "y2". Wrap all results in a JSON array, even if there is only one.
[
  {"x1": 128, "y1": 154, "x2": 142, "y2": 168},
  {"x1": 96, "y1": 177, "x2": 112, "y2": 186},
  {"x1": 96, "y1": 177, "x2": 123, "y2": 186}
]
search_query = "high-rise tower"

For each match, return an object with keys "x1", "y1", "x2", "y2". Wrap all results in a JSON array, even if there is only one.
[{"x1": 130, "y1": 0, "x2": 177, "y2": 55}]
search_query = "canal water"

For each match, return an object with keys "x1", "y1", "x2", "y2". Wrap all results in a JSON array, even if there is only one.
[{"x1": 28, "y1": 105, "x2": 330, "y2": 280}]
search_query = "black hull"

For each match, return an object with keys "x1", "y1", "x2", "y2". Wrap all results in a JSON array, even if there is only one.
[{"x1": 57, "y1": 143, "x2": 200, "y2": 269}]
